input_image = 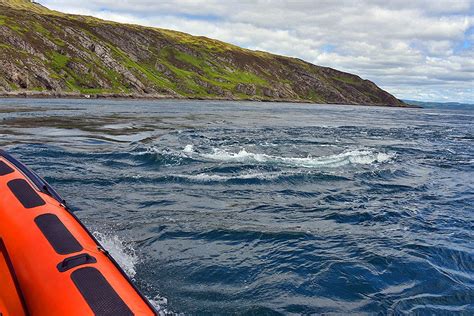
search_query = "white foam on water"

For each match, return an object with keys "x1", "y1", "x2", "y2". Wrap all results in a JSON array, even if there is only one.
[
  {"x1": 173, "y1": 171, "x2": 284, "y2": 182},
  {"x1": 147, "y1": 294, "x2": 171, "y2": 316},
  {"x1": 177, "y1": 173, "x2": 228, "y2": 181},
  {"x1": 93, "y1": 232, "x2": 138, "y2": 279},
  {"x1": 140, "y1": 146, "x2": 190, "y2": 159},
  {"x1": 183, "y1": 144, "x2": 194, "y2": 154},
  {"x1": 201, "y1": 148, "x2": 394, "y2": 168}
]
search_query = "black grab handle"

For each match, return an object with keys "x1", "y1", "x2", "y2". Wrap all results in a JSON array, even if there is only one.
[{"x1": 57, "y1": 253, "x2": 97, "y2": 272}]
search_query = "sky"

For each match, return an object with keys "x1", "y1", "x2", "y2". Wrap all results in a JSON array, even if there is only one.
[{"x1": 39, "y1": 0, "x2": 474, "y2": 103}]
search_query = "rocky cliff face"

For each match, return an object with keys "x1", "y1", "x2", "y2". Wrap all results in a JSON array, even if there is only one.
[{"x1": 0, "y1": 0, "x2": 406, "y2": 106}]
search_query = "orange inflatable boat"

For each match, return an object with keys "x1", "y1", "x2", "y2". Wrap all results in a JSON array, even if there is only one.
[{"x1": 0, "y1": 150, "x2": 157, "y2": 315}]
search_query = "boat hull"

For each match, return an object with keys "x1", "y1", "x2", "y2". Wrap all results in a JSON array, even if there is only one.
[{"x1": 0, "y1": 151, "x2": 156, "y2": 315}]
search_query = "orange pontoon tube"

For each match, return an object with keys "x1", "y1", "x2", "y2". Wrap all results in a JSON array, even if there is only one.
[{"x1": 0, "y1": 149, "x2": 157, "y2": 315}]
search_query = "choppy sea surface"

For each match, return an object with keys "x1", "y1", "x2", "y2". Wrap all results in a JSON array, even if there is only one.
[{"x1": 0, "y1": 99, "x2": 473, "y2": 314}]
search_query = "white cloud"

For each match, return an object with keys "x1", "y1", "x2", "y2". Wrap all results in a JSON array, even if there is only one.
[{"x1": 39, "y1": 0, "x2": 474, "y2": 103}]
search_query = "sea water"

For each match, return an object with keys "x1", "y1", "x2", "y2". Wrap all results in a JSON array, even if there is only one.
[{"x1": 0, "y1": 99, "x2": 472, "y2": 314}]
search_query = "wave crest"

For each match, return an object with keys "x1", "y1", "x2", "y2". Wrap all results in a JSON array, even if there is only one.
[{"x1": 201, "y1": 148, "x2": 393, "y2": 168}]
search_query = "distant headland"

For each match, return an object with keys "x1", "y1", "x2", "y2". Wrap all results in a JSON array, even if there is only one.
[{"x1": 0, "y1": 0, "x2": 407, "y2": 106}]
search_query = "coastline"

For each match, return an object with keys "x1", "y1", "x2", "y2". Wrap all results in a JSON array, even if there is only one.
[{"x1": 0, "y1": 91, "x2": 420, "y2": 108}]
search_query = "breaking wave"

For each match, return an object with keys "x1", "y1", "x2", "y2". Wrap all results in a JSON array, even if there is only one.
[{"x1": 200, "y1": 148, "x2": 394, "y2": 168}]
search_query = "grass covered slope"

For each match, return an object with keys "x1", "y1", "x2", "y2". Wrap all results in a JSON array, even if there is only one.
[{"x1": 0, "y1": 0, "x2": 406, "y2": 106}]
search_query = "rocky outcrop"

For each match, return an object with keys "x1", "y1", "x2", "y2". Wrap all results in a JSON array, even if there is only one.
[{"x1": 0, "y1": 0, "x2": 406, "y2": 106}]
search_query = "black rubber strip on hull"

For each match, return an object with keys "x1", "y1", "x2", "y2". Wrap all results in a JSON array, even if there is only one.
[
  {"x1": 0, "y1": 161, "x2": 14, "y2": 176},
  {"x1": 71, "y1": 267, "x2": 133, "y2": 316},
  {"x1": 7, "y1": 179, "x2": 46, "y2": 209},
  {"x1": 35, "y1": 214, "x2": 83, "y2": 255}
]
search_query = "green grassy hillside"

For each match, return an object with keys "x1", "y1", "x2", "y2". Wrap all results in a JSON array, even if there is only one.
[{"x1": 0, "y1": 0, "x2": 406, "y2": 105}]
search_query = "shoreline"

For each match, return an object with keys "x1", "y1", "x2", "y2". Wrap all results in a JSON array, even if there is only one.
[{"x1": 0, "y1": 91, "x2": 420, "y2": 108}]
